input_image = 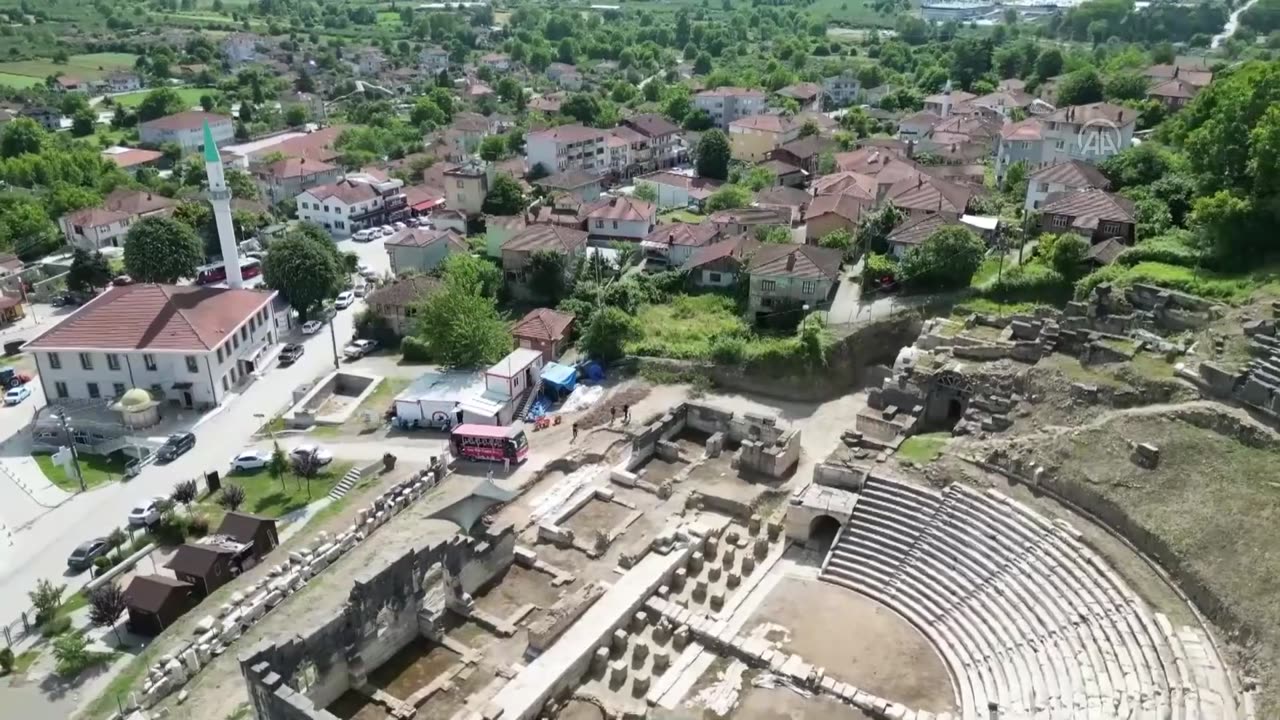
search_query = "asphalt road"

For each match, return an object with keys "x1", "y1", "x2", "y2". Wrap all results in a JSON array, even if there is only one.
[{"x1": 0, "y1": 234, "x2": 394, "y2": 619}]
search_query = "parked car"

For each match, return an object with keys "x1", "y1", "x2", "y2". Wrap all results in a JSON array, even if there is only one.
[
  {"x1": 360, "y1": 268, "x2": 380, "y2": 282},
  {"x1": 3, "y1": 385, "x2": 31, "y2": 405},
  {"x1": 378, "y1": 225, "x2": 394, "y2": 237},
  {"x1": 289, "y1": 444, "x2": 334, "y2": 467},
  {"x1": 128, "y1": 496, "x2": 168, "y2": 527},
  {"x1": 112, "y1": 274, "x2": 134, "y2": 286},
  {"x1": 334, "y1": 291, "x2": 355, "y2": 309},
  {"x1": 279, "y1": 343, "x2": 305, "y2": 365},
  {"x1": 353, "y1": 229, "x2": 374, "y2": 242},
  {"x1": 66, "y1": 537, "x2": 111, "y2": 571},
  {"x1": 393, "y1": 221, "x2": 407, "y2": 231},
  {"x1": 343, "y1": 339, "x2": 377, "y2": 359},
  {"x1": 157, "y1": 432, "x2": 196, "y2": 462},
  {"x1": 231, "y1": 450, "x2": 270, "y2": 472},
  {"x1": 353, "y1": 284, "x2": 368, "y2": 298},
  {"x1": 301, "y1": 320, "x2": 323, "y2": 335}
]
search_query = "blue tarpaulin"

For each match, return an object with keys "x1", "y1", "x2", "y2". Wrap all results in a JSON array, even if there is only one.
[
  {"x1": 582, "y1": 362, "x2": 606, "y2": 382},
  {"x1": 541, "y1": 362, "x2": 578, "y2": 392}
]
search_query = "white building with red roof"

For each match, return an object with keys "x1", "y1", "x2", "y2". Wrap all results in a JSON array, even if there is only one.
[
  {"x1": 139, "y1": 111, "x2": 234, "y2": 153},
  {"x1": 23, "y1": 284, "x2": 280, "y2": 409},
  {"x1": 525, "y1": 124, "x2": 607, "y2": 176},
  {"x1": 295, "y1": 173, "x2": 409, "y2": 238},
  {"x1": 583, "y1": 196, "x2": 655, "y2": 241},
  {"x1": 58, "y1": 188, "x2": 177, "y2": 251}
]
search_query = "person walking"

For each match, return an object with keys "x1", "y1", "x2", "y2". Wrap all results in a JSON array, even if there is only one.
[
  {"x1": 610, "y1": 406, "x2": 617, "y2": 424},
  {"x1": 623, "y1": 404, "x2": 631, "y2": 423},
  {"x1": 572, "y1": 422, "x2": 579, "y2": 443}
]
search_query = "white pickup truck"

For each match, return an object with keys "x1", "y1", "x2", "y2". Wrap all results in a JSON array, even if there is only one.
[{"x1": 343, "y1": 339, "x2": 378, "y2": 360}]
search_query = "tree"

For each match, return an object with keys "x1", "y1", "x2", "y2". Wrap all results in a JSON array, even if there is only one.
[
  {"x1": 739, "y1": 165, "x2": 776, "y2": 192},
  {"x1": 71, "y1": 107, "x2": 96, "y2": 137},
  {"x1": 634, "y1": 182, "x2": 658, "y2": 203},
  {"x1": 87, "y1": 584, "x2": 127, "y2": 646},
  {"x1": 527, "y1": 250, "x2": 570, "y2": 303},
  {"x1": 693, "y1": 51, "x2": 713, "y2": 75},
  {"x1": 1100, "y1": 143, "x2": 1176, "y2": 189},
  {"x1": 819, "y1": 229, "x2": 854, "y2": 255},
  {"x1": 408, "y1": 281, "x2": 510, "y2": 367},
  {"x1": 479, "y1": 134, "x2": 506, "y2": 161},
  {"x1": 442, "y1": 253, "x2": 503, "y2": 298},
  {"x1": 696, "y1": 130, "x2": 731, "y2": 180},
  {"x1": 170, "y1": 479, "x2": 198, "y2": 506},
  {"x1": 410, "y1": 98, "x2": 445, "y2": 128},
  {"x1": 755, "y1": 225, "x2": 792, "y2": 244},
  {"x1": 226, "y1": 168, "x2": 258, "y2": 200},
  {"x1": 854, "y1": 203, "x2": 905, "y2": 255},
  {"x1": 268, "y1": 442, "x2": 289, "y2": 491},
  {"x1": 705, "y1": 184, "x2": 752, "y2": 212},
  {"x1": 899, "y1": 226, "x2": 985, "y2": 291},
  {"x1": 1190, "y1": 190, "x2": 1259, "y2": 264},
  {"x1": 29, "y1": 578, "x2": 66, "y2": 624},
  {"x1": 136, "y1": 88, "x2": 187, "y2": 122},
  {"x1": 1104, "y1": 73, "x2": 1149, "y2": 101},
  {"x1": 482, "y1": 174, "x2": 526, "y2": 215},
  {"x1": 1, "y1": 199, "x2": 62, "y2": 260},
  {"x1": 284, "y1": 104, "x2": 309, "y2": 127},
  {"x1": 67, "y1": 248, "x2": 113, "y2": 293},
  {"x1": 263, "y1": 231, "x2": 343, "y2": 321},
  {"x1": 0, "y1": 118, "x2": 46, "y2": 158},
  {"x1": 1056, "y1": 68, "x2": 1104, "y2": 106},
  {"x1": 217, "y1": 483, "x2": 246, "y2": 512},
  {"x1": 562, "y1": 93, "x2": 602, "y2": 125},
  {"x1": 1038, "y1": 233, "x2": 1089, "y2": 278},
  {"x1": 580, "y1": 306, "x2": 638, "y2": 361},
  {"x1": 52, "y1": 633, "x2": 90, "y2": 677},
  {"x1": 123, "y1": 217, "x2": 203, "y2": 283},
  {"x1": 1035, "y1": 48, "x2": 1064, "y2": 79}
]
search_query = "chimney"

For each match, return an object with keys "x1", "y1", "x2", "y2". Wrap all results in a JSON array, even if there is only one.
[
  {"x1": 1174, "y1": 66, "x2": 1180, "y2": 78},
  {"x1": 786, "y1": 253, "x2": 796, "y2": 271},
  {"x1": 1118, "y1": 110, "x2": 1124, "y2": 122}
]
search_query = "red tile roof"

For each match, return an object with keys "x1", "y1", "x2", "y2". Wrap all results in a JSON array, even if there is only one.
[
  {"x1": 683, "y1": 234, "x2": 759, "y2": 271},
  {"x1": 885, "y1": 174, "x2": 975, "y2": 215},
  {"x1": 527, "y1": 124, "x2": 605, "y2": 144},
  {"x1": 1148, "y1": 77, "x2": 1200, "y2": 100},
  {"x1": 776, "y1": 82, "x2": 822, "y2": 101},
  {"x1": 999, "y1": 118, "x2": 1045, "y2": 141},
  {"x1": 24, "y1": 284, "x2": 276, "y2": 352},
  {"x1": 746, "y1": 243, "x2": 842, "y2": 280},
  {"x1": 811, "y1": 171, "x2": 877, "y2": 201},
  {"x1": 730, "y1": 114, "x2": 795, "y2": 133},
  {"x1": 1045, "y1": 102, "x2": 1133, "y2": 127},
  {"x1": 1041, "y1": 189, "x2": 1136, "y2": 227},
  {"x1": 1027, "y1": 160, "x2": 1110, "y2": 190},
  {"x1": 511, "y1": 308, "x2": 574, "y2": 342},
  {"x1": 623, "y1": 113, "x2": 680, "y2": 138},
  {"x1": 141, "y1": 111, "x2": 232, "y2": 132},
  {"x1": 64, "y1": 189, "x2": 176, "y2": 227},
  {"x1": 263, "y1": 125, "x2": 345, "y2": 162},
  {"x1": 806, "y1": 193, "x2": 870, "y2": 224},
  {"x1": 303, "y1": 179, "x2": 380, "y2": 205},
  {"x1": 257, "y1": 157, "x2": 337, "y2": 180},
  {"x1": 102, "y1": 148, "x2": 164, "y2": 169},
  {"x1": 384, "y1": 227, "x2": 467, "y2": 251},
  {"x1": 696, "y1": 86, "x2": 766, "y2": 99},
  {"x1": 887, "y1": 213, "x2": 956, "y2": 248},
  {"x1": 366, "y1": 275, "x2": 441, "y2": 309},
  {"x1": 585, "y1": 196, "x2": 654, "y2": 223},
  {"x1": 502, "y1": 225, "x2": 589, "y2": 254},
  {"x1": 644, "y1": 222, "x2": 721, "y2": 248}
]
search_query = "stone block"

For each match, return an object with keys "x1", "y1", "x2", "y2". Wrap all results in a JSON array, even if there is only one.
[
  {"x1": 609, "y1": 660, "x2": 628, "y2": 686},
  {"x1": 709, "y1": 591, "x2": 725, "y2": 611},
  {"x1": 693, "y1": 579, "x2": 708, "y2": 602},
  {"x1": 164, "y1": 658, "x2": 187, "y2": 685},
  {"x1": 723, "y1": 546, "x2": 736, "y2": 567},
  {"x1": 632, "y1": 670, "x2": 651, "y2": 697},
  {"x1": 753, "y1": 537, "x2": 769, "y2": 559},
  {"x1": 632, "y1": 612, "x2": 647, "y2": 633},
  {"x1": 672, "y1": 568, "x2": 687, "y2": 592},
  {"x1": 633, "y1": 642, "x2": 649, "y2": 664},
  {"x1": 748, "y1": 514, "x2": 762, "y2": 535},
  {"x1": 708, "y1": 566, "x2": 722, "y2": 583},
  {"x1": 652, "y1": 650, "x2": 670, "y2": 674},
  {"x1": 742, "y1": 555, "x2": 755, "y2": 575},
  {"x1": 704, "y1": 537, "x2": 718, "y2": 561},
  {"x1": 592, "y1": 647, "x2": 609, "y2": 674},
  {"x1": 767, "y1": 520, "x2": 782, "y2": 541},
  {"x1": 673, "y1": 627, "x2": 689, "y2": 650},
  {"x1": 688, "y1": 551, "x2": 704, "y2": 575},
  {"x1": 612, "y1": 629, "x2": 629, "y2": 656},
  {"x1": 726, "y1": 571, "x2": 740, "y2": 589},
  {"x1": 180, "y1": 648, "x2": 200, "y2": 674}
]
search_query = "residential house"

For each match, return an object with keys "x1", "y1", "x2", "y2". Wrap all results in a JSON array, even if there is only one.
[
  {"x1": 1147, "y1": 78, "x2": 1201, "y2": 111},
  {"x1": 463, "y1": 80, "x2": 495, "y2": 100},
  {"x1": 366, "y1": 275, "x2": 441, "y2": 336},
  {"x1": 755, "y1": 186, "x2": 812, "y2": 226},
  {"x1": 694, "y1": 87, "x2": 768, "y2": 129},
  {"x1": 884, "y1": 173, "x2": 976, "y2": 221},
  {"x1": 139, "y1": 111, "x2": 234, "y2": 153},
  {"x1": 225, "y1": 125, "x2": 345, "y2": 167},
  {"x1": 634, "y1": 171, "x2": 722, "y2": 210},
  {"x1": 100, "y1": 146, "x2": 164, "y2": 175},
  {"x1": 385, "y1": 228, "x2": 468, "y2": 274},
  {"x1": 23, "y1": 283, "x2": 280, "y2": 409},
  {"x1": 683, "y1": 234, "x2": 759, "y2": 288},
  {"x1": 480, "y1": 53, "x2": 512, "y2": 71},
  {"x1": 59, "y1": 188, "x2": 177, "y2": 250},
  {"x1": 728, "y1": 114, "x2": 800, "y2": 163},
  {"x1": 805, "y1": 193, "x2": 869, "y2": 243},
  {"x1": 709, "y1": 207, "x2": 790, "y2": 237},
  {"x1": 745, "y1": 244, "x2": 843, "y2": 318},
  {"x1": 758, "y1": 159, "x2": 806, "y2": 188},
  {"x1": 296, "y1": 173, "x2": 409, "y2": 238},
  {"x1": 994, "y1": 118, "x2": 1046, "y2": 183},
  {"x1": 770, "y1": 135, "x2": 839, "y2": 175},
  {"x1": 22, "y1": 106, "x2": 61, "y2": 131},
  {"x1": 215, "y1": 512, "x2": 278, "y2": 561},
  {"x1": 529, "y1": 93, "x2": 566, "y2": 114},
  {"x1": 530, "y1": 196, "x2": 587, "y2": 228},
  {"x1": 955, "y1": 89, "x2": 1036, "y2": 120},
  {"x1": 605, "y1": 126, "x2": 645, "y2": 178},
  {"x1": 448, "y1": 112, "x2": 498, "y2": 157},
  {"x1": 511, "y1": 308, "x2": 575, "y2": 363},
  {"x1": 54, "y1": 75, "x2": 87, "y2": 93},
  {"x1": 223, "y1": 33, "x2": 260, "y2": 65},
  {"x1": 584, "y1": 196, "x2": 655, "y2": 241},
  {"x1": 833, "y1": 146, "x2": 924, "y2": 198},
  {"x1": 898, "y1": 110, "x2": 942, "y2": 140},
  {"x1": 885, "y1": 212, "x2": 956, "y2": 258},
  {"x1": 642, "y1": 222, "x2": 721, "y2": 267},
  {"x1": 350, "y1": 49, "x2": 386, "y2": 76},
  {"x1": 1143, "y1": 61, "x2": 1212, "y2": 91},
  {"x1": 443, "y1": 160, "x2": 494, "y2": 216},
  {"x1": 923, "y1": 87, "x2": 976, "y2": 118},
  {"x1": 1024, "y1": 160, "x2": 1110, "y2": 211},
  {"x1": 822, "y1": 71, "x2": 862, "y2": 107},
  {"x1": 404, "y1": 184, "x2": 446, "y2": 218},
  {"x1": 810, "y1": 171, "x2": 878, "y2": 203},
  {"x1": 1039, "y1": 189, "x2": 1136, "y2": 245},
  {"x1": 621, "y1": 114, "x2": 684, "y2": 171},
  {"x1": 124, "y1": 575, "x2": 194, "y2": 636},
  {"x1": 253, "y1": 157, "x2": 342, "y2": 205},
  {"x1": 1041, "y1": 102, "x2": 1135, "y2": 166},
  {"x1": 525, "y1": 124, "x2": 607, "y2": 176},
  {"x1": 432, "y1": 209, "x2": 468, "y2": 234},
  {"x1": 484, "y1": 214, "x2": 528, "y2": 258},
  {"x1": 534, "y1": 169, "x2": 603, "y2": 202},
  {"x1": 101, "y1": 72, "x2": 142, "y2": 93},
  {"x1": 546, "y1": 63, "x2": 584, "y2": 90},
  {"x1": 775, "y1": 82, "x2": 823, "y2": 112},
  {"x1": 420, "y1": 46, "x2": 451, "y2": 75},
  {"x1": 501, "y1": 225, "x2": 589, "y2": 299}
]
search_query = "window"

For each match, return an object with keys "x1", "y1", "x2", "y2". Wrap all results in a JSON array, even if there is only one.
[
  {"x1": 143, "y1": 354, "x2": 157, "y2": 371},
  {"x1": 222, "y1": 376, "x2": 229, "y2": 391},
  {"x1": 323, "y1": 205, "x2": 330, "y2": 213},
  {"x1": 54, "y1": 381, "x2": 68, "y2": 398},
  {"x1": 760, "y1": 279, "x2": 777, "y2": 292},
  {"x1": 185, "y1": 355, "x2": 199, "y2": 373},
  {"x1": 113, "y1": 383, "x2": 126, "y2": 397},
  {"x1": 1101, "y1": 221, "x2": 1122, "y2": 236},
  {"x1": 335, "y1": 221, "x2": 345, "y2": 230},
  {"x1": 456, "y1": 179, "x2": 464, "y2": 188},
  {"x1": 595, "y1": 220, "x2": 604, "y2": 228},
  {"x1": 217, "y1": 346, "x2": 223, "y2": 363},
  {"x1": 1038, "y1": 182, "x2": 1050, "y2": 192},
  {"x1": 1051, "y1": 214, "x2": 1069, "y2": 228},
  {"x1": 87, "y1": 382, "x2": 100, "y2": 399},
  {"x1": 241, "y1": 326, "x2": 248, "y2": 340},
  {"x1": 612, "y1": 220, "x2": 618, "y2": 229},
  {"x1": 76, "y1": 352, "x2": 92, "y2": 371},
  {"x1": 47, "y1": 352, "x2": 61, "y2": 370},
  {"x1": 106, "y1": 354, "x2": 120, "y2": 371},
  {"x1": 233, "y1": 335, "x2": 240, "y2": 349},
  {"x1": 709, "y1": 272, "x2": 722, "y2": 283},
  {"x1": 802, "y1": 280, "x2": 817, "y2": 295},
  {"x1": 1054, "y1": 140, "x2": 1065, "y2": 150}
]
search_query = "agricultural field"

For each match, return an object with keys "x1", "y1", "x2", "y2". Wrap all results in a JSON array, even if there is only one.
[
  {"x1": 0, "y1": 52, "x2": 138, "y2": 88},
  {"x1": 110, "y1": 86, "x2": 214, "y2": 108},
  {"x1": 0, "y1": 71, "x2": 42, "y2": 89}
]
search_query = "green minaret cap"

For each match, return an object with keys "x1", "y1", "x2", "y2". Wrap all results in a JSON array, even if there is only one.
[{"x1": 202, "y1": 121, "x2": 219, "y2": 164}]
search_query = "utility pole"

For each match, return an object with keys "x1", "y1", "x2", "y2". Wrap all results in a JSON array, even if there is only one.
[
  {"x1": 56, "y1": 411, "x2": 86, "y2": 492},
  {"x1": 327, "y1": 312, "x2": 340, "y2": 370}
]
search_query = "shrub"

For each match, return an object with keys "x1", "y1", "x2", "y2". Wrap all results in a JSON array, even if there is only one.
[
  {"x1": 1114, "y1": 234, "x2": 1202, "y2": 268},
  {"x1": 52, "y1": 633, "x2": 91, "y2": 677},
  {"x1": 400, "y1": 335, "x2": 432, "y2": 362},
  {"x1": 92, "y1": 555, "x2": 117, "y2": 572},
  {"x1": 982, "y1": 262, "x2": 1072, "y2": 303},
  {"x1": 29, "y1": 578, "x2": 66, "y2": 624},
  {"x1": 0, "y1": 646, "x2": 13, "y2": 674},
  {"x1": 151, "y1": 511, "x2": 189, "y2": 545},
  {"x1": 709, "y1": 335, "x2": 747, "y2": 364},
  {"x1": 40, "y1": 615, "x2": 71, "y2": 638},
  {"x1": 861, "y1": 252, "x2": 898, "y2": 288},
  {"x1": 188, "y1": 514, "x2": 210, "y2": 537}
]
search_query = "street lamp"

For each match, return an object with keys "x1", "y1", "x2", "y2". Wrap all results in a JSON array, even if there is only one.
[
  {"x1": 327, "y1": 309, "x2": 340, "y2": 370},
  {"x1": 54, "y1": 410, "x2": 86, "y2": 492}
]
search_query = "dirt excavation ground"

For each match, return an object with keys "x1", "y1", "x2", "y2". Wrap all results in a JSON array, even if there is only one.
[{"x1": 747, "y1": 578, "x2": 956, "y2": 714}]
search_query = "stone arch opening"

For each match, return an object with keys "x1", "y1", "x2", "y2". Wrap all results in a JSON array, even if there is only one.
[{"x1": 809, "y1": 514, "x2": 841, "y2": 555}]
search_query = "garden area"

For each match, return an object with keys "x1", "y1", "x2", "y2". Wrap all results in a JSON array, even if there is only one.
[
  {"x1": 195, "y1": 457, "x2": 354, "y2": 528},
  {"x1": 32, "y1": 451, "x2": 132, "y2": 492}
]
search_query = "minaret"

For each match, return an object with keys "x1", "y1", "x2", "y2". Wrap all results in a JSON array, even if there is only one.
[{"x1": 203, "y1": 121, "x2": 243, "y2": 289}]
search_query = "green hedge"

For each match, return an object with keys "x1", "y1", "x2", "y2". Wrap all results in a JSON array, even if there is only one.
[
  {"x1": 979, "y1": 261, "x2": 1073, "y2": 304},
  {"x1": 401, "y1": 335, "x2": 432, "y2": 362}
]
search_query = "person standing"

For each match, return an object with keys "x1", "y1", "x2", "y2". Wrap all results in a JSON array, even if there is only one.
[
  {"x1": 623, "y1": 404, "x2": 631, "y2": 423},
  {"x1": 610, "y1": 406, "x2": 617, "y2": 424},
  {"x1": 572, "y1": 422, "x2": 579, "y2": 443}
]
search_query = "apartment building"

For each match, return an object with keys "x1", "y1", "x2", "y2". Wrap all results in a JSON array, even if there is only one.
[
  {"x1": 525, "y1": 124, "x2": 607, "y2": 176},
  {"x1": 822, "y1": 71, "x2": 862, "y2": 107},
  {"x1": 728, "y1": 114, "x2": 800, "y2": 163},
  {"x1": 419, "y1": 46, "x2": 451, "y2": 75},
  {"x1": 139, "y1": 111, "x2": 234, "y2": 153},
  {"x1": 693, "y1": 87, "x2": 767, "y2": 129},
  {"x1": 295, "y1": 173, "x2": 409, "y2": 238},
  {"x1": 621, "y1": 114, "x2": 684, "y2": 172}
]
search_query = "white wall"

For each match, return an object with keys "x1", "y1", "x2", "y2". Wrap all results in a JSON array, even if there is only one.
[{"x1": 587, "y1": 216, "x2": 651, "y2": 240}]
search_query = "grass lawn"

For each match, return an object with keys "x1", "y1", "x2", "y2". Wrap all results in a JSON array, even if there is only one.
[
  {"x1": 626, "y1": 294, "x2": 748, "y2": 359},
  {"x1": 112, "y1": 87, "x2": 213, "y2": 109},
  {"x1": 658, "y1": 209, "x2": 706, "y2": 224},
  {"x1": 897, "y1": 432, "x2": 950, "y2": 464},
  {"x1": 10, "y1": 648, "x2": 39, "y2": 675},
  {"x1": 68, "y1": 53, "x2": 139, "y2": 71},
  {"x1": 197, "y1": 462, "x2": 353, "y2": 526},
  {"x1": 0, "y1": 71, "x2": 42, "y2": 89},
  {"x1": 33, "y1": 451, "x2": 131, "y2": 492}
]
